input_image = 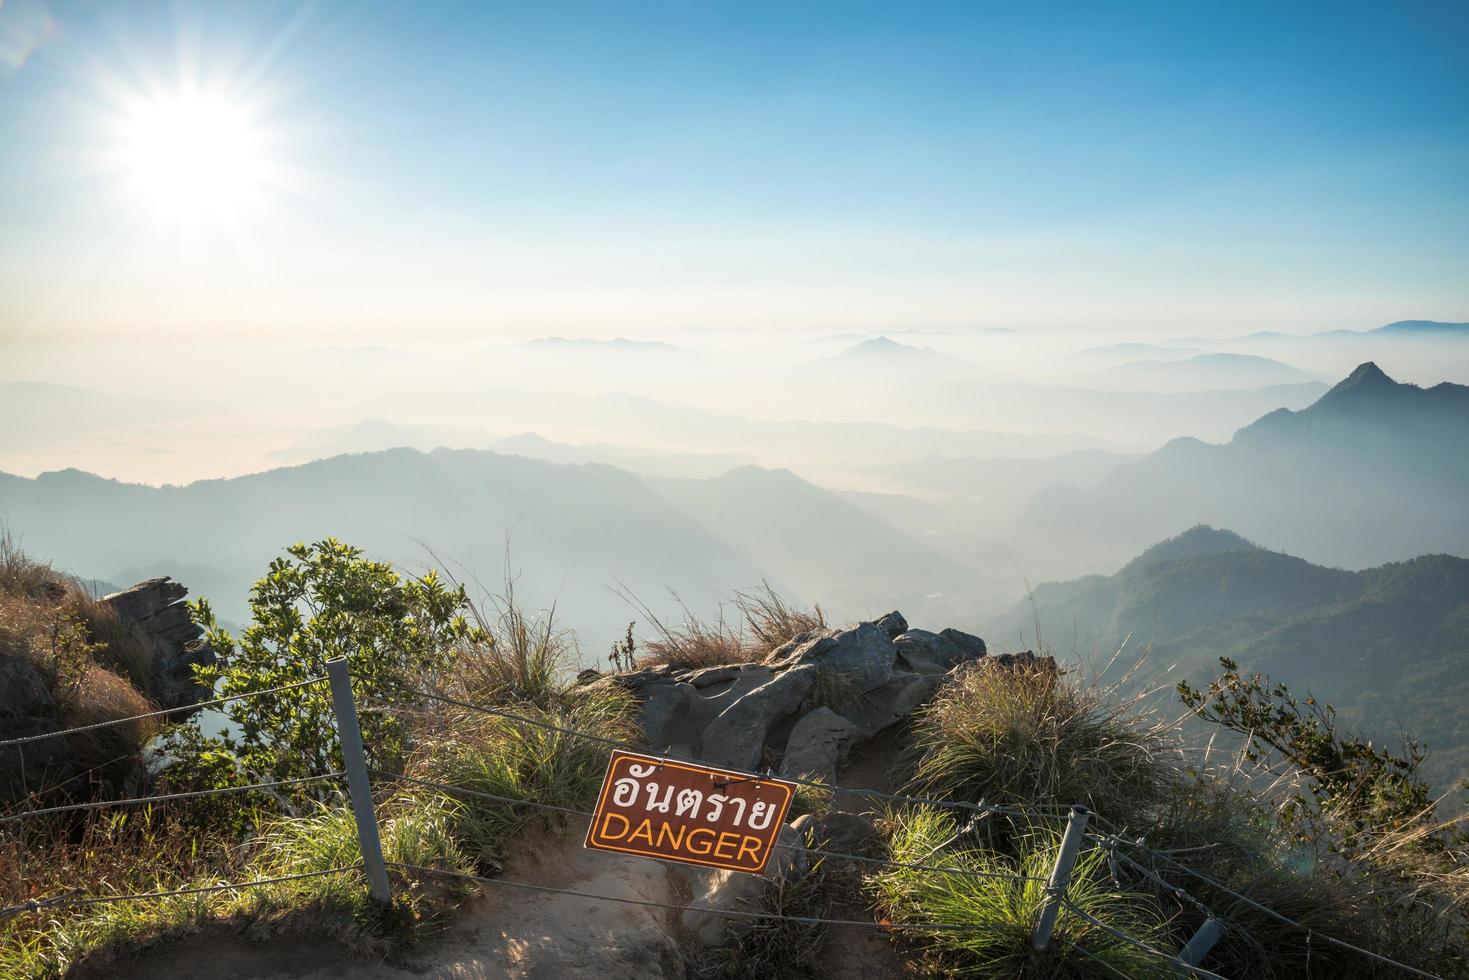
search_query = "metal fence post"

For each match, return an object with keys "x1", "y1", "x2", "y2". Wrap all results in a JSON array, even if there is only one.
[
  {"x1": 1031, "y1": 805, "x2": 1090, "y2": 950},
  {"x1": 1177, "y1": 917, "x2": 1225, "y2": 971},
  {"x1": 325, "y1": 657, "x2": 391, "y2": 905}
]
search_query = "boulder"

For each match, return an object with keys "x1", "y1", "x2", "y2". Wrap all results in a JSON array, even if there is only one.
[
  {"x1": 99, "y1": 578, "x2": 216, "y2": 710},
  {"x1": 941, "y1": 627, "x2": 987, "y2": 660},
  {"x1": 771, "y1": 622, "x2": 896, "y2": 692},
  {"x1": 637, "y1": 681, "x2": 700, "y2": 752},
  {"x1": 0, "y1": 655, "x2": 53, "y2": 721},
  {"x1": 699, "y1": 665, "x2": 817, "y2": 772},
  {"x1": 681, "y1": 824, "x2": 804, "y2": 947},
  {"x1": 874, "y1": 610, "x2": 909, "y2": 639},
  {"x1": 780, "y1": 706, "x2": 863, "y2": 783},
  {"x1": 793, "y1": 810, "x2": 880, "y2": 854},
  {"x1": 843, "y1": 672, "x2": 943, "y2": 736},
  {"x1": 893, "y1": 627, "x2": 986, "y2": 671}
]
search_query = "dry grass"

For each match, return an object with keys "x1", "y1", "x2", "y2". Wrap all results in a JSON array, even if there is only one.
[
  {"x1": 0, "y1": 539, "x2": 159, "y2": 808},
  {"x1": 904, "y1": 661, "x2": 1181, "y2": 830},
  {"x1": 0, "y1": 534, "x2": 156, "y2": 691},
  {"x1": 619, "y1": 582, "x2": 825, "y2": 670}
]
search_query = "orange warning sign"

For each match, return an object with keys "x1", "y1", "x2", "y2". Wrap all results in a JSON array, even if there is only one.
[{"x1": 585, "y1": 750, "x2": 795, "y2": 874}]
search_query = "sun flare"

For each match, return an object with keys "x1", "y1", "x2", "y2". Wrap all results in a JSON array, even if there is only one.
[{"x1": 114, "y1": 89, "x2": 271, "y2": 224}]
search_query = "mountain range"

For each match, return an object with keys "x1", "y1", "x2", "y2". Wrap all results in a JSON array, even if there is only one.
[
  {"x1": 982, "y1": 525, "x2": 1469, "y2": 794},
  {"x1": 1020, "y1": 363, "x2": 1469, "y2": 569}
]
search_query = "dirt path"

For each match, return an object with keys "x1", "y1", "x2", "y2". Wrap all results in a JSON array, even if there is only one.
[{"x1": 116, "y1": 829, "x2": 688, "y2": 980}]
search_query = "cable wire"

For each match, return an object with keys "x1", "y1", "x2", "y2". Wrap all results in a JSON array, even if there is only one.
[
  {"x1": 373, "y1": 682, "x2": 1077, "y2": 820},
  {"x1": 387, "y1": 860, "x2": 1009, "y2": 933},
  {"x1": 0, "y1": 864, "x2": 364, "y2": 921},
  {"x1": 0, "y1": 677, "x2": 328, "y2": 749},
  {"x1": 0, "y1": 771, "x2": 345, "y2": 825},
  {"x1": 1106, "y1": 836, "x2": 1447, "y2": 980},
  {"x1": 370, "y1": 769, "x2": 1050, "y2": 883},
  {"x1": 1060, "y1": 897, "x2": 1231, "y2": 980}
]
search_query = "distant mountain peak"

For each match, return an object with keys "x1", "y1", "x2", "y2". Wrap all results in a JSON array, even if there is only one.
[
  {"x1": 1339, "y1": 361, "x2": 1393, "y2": 387},
  {"x1": 843, "y1": 336, "x2": 935, "y2": 356},
  {"x1": 1133, "y1": 526, "x2": 1262, "y2": 567}
]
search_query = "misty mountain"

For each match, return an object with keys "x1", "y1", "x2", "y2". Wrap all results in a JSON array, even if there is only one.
[
  {"x1": 641, "y1": 466, "x2": 973, "y2": 625},
  {"x1": 492, "y1": 432, "x2": 757, "y2": 479},
  {"x1": 269, "y1": 418, "x2": 497, "y2": 464},
  {"x1": 827, "y1": 336, "x2": 948, "y2": 362},
  {"x1": 1076, "y1": 353, "x2": 1317, "y2": 392},
  {"x1": 0, "y1": 448, "x2": 972, "y2": 650},
  {"x1": 1020, "y1": 363, "x2": 1469, "y2": 569},
  {"x1": 517, "y1": 337, "x2": 683, "y2": 354},
  {"x1": 982, "y1": 525, "x2": 1469, "y2": 792},
  {"x1": 1065, "y1": 343, "x2": 1206, "y2": 368},
  {"x1": 859, "y1": 449, "x2": 1139, "y2": 533}
]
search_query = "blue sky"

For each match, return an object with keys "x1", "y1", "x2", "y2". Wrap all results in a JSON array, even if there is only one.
[{"x1": 1, "y1": 0, "x2": 1466, "y2": 340}]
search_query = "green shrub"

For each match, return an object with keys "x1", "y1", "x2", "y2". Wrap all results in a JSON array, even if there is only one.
[{"x1": 179, "y1": 538, "x2": 484, "y2": 787}]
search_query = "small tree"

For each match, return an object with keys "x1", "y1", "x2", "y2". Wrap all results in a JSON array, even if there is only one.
[
  {"x1": 183, "y1": 539, "x2": 483, "y2": 785},
  {"x1": 1179, "y1": 657, "x2": 1434, "y2": 848}
]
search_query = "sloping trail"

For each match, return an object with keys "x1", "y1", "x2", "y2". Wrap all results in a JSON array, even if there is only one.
[
  {"x1": 95, "y1": 734, "x2": 916, "y2": 980},
  {"x1": 112, "y1": 830, "x2": 689, "y2": 980}
]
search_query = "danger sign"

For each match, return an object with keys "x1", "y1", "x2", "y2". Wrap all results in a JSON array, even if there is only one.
[{"x1": 585, "y1": 750, "x2": 795, "y2": 874}]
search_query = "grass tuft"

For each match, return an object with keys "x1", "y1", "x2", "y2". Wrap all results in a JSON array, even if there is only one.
[
  {"x1": 873, "y1": 806, "x2": 1174, "y2": 979},
  {"x1": 622, "y1": 582, "x2": 825, "y2": 670}
]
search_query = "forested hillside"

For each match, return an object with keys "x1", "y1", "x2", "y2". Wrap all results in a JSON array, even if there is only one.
[{"x1": 985, "y1": 526, "x2": 1469, "y2": 792}]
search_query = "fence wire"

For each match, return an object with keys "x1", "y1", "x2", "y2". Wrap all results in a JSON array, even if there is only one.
[
  {"x1": 378, "y1": 681, "x2": 1077, "y2": 820},
  {"x1": 369, "y1": 768, "x2": 1051, "y2": 883},
  {"x1": 1060, "y1": 897, "x2": 1231, "y2": 980},
  {"x1": 0, "y1": 771, "x2": 345, "y2": 825},
  {"x1": 1105, "y1": 834, "x2": 1448, "y2": 980},
  {"x1": 0, "y1": 668, "x2": 1450, "y2": 980},
  {"x1": 0, "y1": 677, "x2": 328, "y2": 750},
  {"x1": 0, "y1": 865, "x2": 364, "y2": 921}
]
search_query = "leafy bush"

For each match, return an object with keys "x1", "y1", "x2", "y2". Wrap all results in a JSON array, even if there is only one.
[
  {"x1": 181, "y1": 538, "x2": 484, "y2": 786},
  {"x1": 1179, "y1": 656, "x2": 1436, "y2": 844}
]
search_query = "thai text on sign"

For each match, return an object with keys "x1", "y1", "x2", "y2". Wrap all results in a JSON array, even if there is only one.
[{"x1": 585, "y1": 750, "x2": 795, "y2": 874}]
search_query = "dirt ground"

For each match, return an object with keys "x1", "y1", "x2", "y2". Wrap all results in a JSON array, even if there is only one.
[{"x1": 101, "y1": 735, "x2": 917, "y2": 980}]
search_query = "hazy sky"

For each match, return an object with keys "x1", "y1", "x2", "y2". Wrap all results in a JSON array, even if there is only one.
[{"x1": 2, "y1": 0, "x2": 1467, "y2": 344}]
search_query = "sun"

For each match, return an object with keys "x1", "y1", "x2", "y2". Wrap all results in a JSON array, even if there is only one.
[{"x1": 113, "y1": 88, "x2": 272, "y2": 225}]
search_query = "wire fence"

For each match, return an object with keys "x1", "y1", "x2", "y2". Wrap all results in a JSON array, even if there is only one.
[{"x1": 0, "y1": 663, "x2": 1451, "y2": 980}]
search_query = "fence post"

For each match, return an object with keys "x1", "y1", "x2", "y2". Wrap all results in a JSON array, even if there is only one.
[
  {"x1": 325, "y1": 657, "x2": 391, "y2": 905},
  {"x1": 1030, "y1": 805, "x2": 1090, "y2": 950},
  {"x1": 1177, "y1": 917, "x2": 1225, "y2": 971}
]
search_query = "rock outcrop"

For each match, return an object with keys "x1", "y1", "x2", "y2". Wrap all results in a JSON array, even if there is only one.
[
  {"x1": 588, "y1": 611, "x2": 1051, "y2": 788},
  {"x1": 99, "y1": 577, "x2": 216, "y2": 710}
]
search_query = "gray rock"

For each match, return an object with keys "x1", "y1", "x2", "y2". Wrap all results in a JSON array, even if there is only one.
[
  {"x1": 763, "y1": 628, "x2": 829, "y2": 663},
  {"x1": 893, "y1": 627, "x2": 986, "y2": 671},
  {"x1": 774, "y1": 622, "x2": 895, "y2": 692},
  {"x1": 874, "y1": 610, "x2": 908, "y2": 638},
  {"x1": 637, "y1": 681, "x2": 699, "y2": 751},
  {"x1": 0, "y1": 655, "x2": 53, "y2": 721},
  {"x1": 780, "y1": 706, "x2": 863, "y2": 783},
  {"x1": 681, "y1": 824, "x2": 803, "y2": 947},
  {"x1": 699, "y1": 665, "x2": 817, "y2": 772},
  {"x1": 100, "y1": 577, "x2": 216, "y2": 710},
  {"x1": 843, "y1": 672, "x2": 943, "y2": 736},
  {"x1": 940, "y1": 628, "x2": 987, "y2": 660},
  {"x1": 795, "y1": 810, "x2": 879, "y2": 854}
]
